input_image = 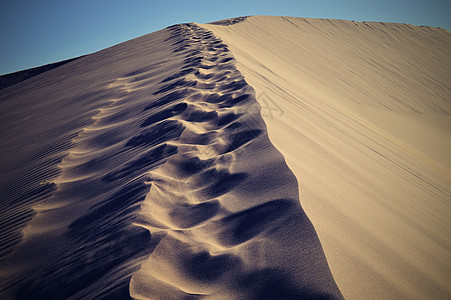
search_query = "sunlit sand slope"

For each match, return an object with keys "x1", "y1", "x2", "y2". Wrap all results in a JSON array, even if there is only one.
[{"x1": 203, "y1": 16, "x2": 451, "y2": 300}]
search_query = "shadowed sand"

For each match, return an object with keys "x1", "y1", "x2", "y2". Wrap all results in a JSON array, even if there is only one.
[
  {"x1": 0, "y1": 20, "x2": 342, "y2": 299},
  {"x1": 0, "y1": 56, "x2": 85, "y2": 91},
  {"x1": 203, "y1": 16, "x2": 451, "y2": 299},
  {"x1": 2, "y1": 15, "x2": 449, "y2": 300}
]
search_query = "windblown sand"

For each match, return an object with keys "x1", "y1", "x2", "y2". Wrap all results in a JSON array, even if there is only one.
[
  {"x1": 0, "y1": 15, "x2": 449, "y2": 299},
  {"x1": 203, "y1": 16, "x2": 451, "y2": 299}
]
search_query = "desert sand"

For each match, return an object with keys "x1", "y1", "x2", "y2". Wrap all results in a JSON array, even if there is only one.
[
  {"x1": 203, "y1": 16, "x2": 451, "y2": 299},
  {"x1": 0, "y1": 15, "x2": 449, "y2": 299}
]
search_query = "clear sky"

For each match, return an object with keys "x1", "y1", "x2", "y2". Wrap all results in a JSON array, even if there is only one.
[{"x1": 0, "y1": 0, "x2": 449, "y2": 75}]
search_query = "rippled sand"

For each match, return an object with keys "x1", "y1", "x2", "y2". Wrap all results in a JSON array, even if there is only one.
[{"x1": 1, "y1": 15, "x2": 450, "y2": 300}]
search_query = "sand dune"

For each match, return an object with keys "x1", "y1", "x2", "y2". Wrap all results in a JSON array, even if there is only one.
[
  {"x1": 203, "y1": 16, "x2": 451, "y2": 299},
  {"x1": 0, "y1": 19, "x2": 342, "y2": 299},
  {"x1": 128, "y1": 23, "x2": 341, "y2": 299},
  {"x1": 0, "y1": 15, "x2": 449, "y2": 299}
]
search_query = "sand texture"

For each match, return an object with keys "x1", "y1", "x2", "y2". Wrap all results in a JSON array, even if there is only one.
[
  {"x1": 203, "y1": 16, "x2": 451, "y2": 299},
  {"x1": 0, "y1": 15, "x2": 450, "y2": 299},
  {"x1": 0, "y1": 20, "x2": 342, "y2": 299}
]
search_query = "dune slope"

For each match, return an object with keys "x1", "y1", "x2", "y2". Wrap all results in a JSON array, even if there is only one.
[
  {"x1": 202, "y1": 15, "x2": 451, "y2": 300},
  {"x1": 0, "y1": 20, "x2": 342, "y2": 299},
  {"x1": 0, "y1": 56, "x2": 85, "y2": 91}
]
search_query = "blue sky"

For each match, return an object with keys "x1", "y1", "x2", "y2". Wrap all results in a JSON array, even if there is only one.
[{"x1": 0, "y1": 0, "x2": 449, "y2": 75}]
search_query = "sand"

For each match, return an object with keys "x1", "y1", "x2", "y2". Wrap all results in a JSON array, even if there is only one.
[
  {"x1": 202, "y1": 16, "x2": 451, "y2": 299},
  {"x1": 0, "y1": 15, "x2": 450, "y2": 299},
  {"x1": 0, "y1": 19, "x2": 341, "y2": 299}
]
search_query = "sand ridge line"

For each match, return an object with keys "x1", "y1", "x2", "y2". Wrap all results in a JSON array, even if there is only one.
[
  {"x1": 137, "y1": 24, "x2": 261, "y2": 225},
  {"x1": 130, "y1": 23, "x2": 343, "y2": 299},
  {"x1": 0, "y1": 20, "x2": 342, "y2": 299},
  {"x1": 202, "y1": 15, "x2": 451, "y2": 299}
]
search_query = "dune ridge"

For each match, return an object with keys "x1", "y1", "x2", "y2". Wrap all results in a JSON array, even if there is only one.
[
  {"x1": 128, "y1": 23, "x2": 342, "y2": 299},
  {"x1": 203, "y1": 16, "x2": 451, "y2": 299},
  {"x1": 0, "y1": 20, "x2": 342, "y2": 299}
]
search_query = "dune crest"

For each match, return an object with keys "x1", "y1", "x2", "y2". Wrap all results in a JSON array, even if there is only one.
[
  {"x1": 203, "y1": 15, "x2": 451, "y2": 299},
  {"x1": 0, "y1": 19, "x2": 342, "y2": 299},
  {"x1": 129, "y1": 23, "x2": 342, "y2": 299},
  {"x1": 2, "y1": 14, "x2": 449, "y2": 299}
]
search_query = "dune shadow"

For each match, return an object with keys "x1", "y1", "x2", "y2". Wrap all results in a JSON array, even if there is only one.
[
  {"x1": 182, "y1": 250, "x2": 242, "y2": 283},
  {"x1": 125, "y1": 67, "x2": 154, "y2": 77},
  {"x1": 144, "y1": 90, "x2": 191, "y2": 111},
  {"x1": 153, "y1": 79, "x2": 197, "y2": 95},
  {"x1": 219, "y1": 94, "x2": 252, "y2": 108},
  {"x1": 126, "y1": 120, "x2": 185, "y2": 148},
  {"x1": 179, "y1": 131, "x2": 216, "y2": 145},
  {"x1": 0, "y1": 183, "x2": 56, "y2": 259},
  {"x1": 169, "y1": 200, "x2": 220, "y2": 228},
  {"x1": 70, "y1": 178, "x2": 148, "y2": 236},
  {"x1": 103, "y1": 144, "x2": 178, "y2": 182},
  {"x1": 203, "y1": 92, "x2": 253, "y2": 107},
  {"x1": 140, "y1": 103, "x2": 188, "y2": 127},
  {"x1": 197, "y1": 169, "x2": 248, "y2": 198},
  {"x1": 234, "y1": 268, "x2": 337, "y2": 300},
  {"x1": 182, "y1": 107, "x2": 218, "y2": 122},
  {"x1": 216, "y1": 199, "x2": 294, "y2": 246},
  {"x1": 184, "y1": 55, "x2": 203, "y2": 65},
  {"x1": 162, "y1": 68, "x2": 195, "y2": 83},
  {"x1": 15, "y1": 178, "x2": 159, "y2": 300},
  {"x1": 172, "y1": 156, "x2": 214, "y2": 177},
  {"x1": 216, "y1": 112, "x2": 241, "y2": 127},
  {"x1": 224, "y1": 128, "x2": 263, "y2": 153},
  {"x1": 217, "y1": 80, "x2": 248, "y2": 93}
]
